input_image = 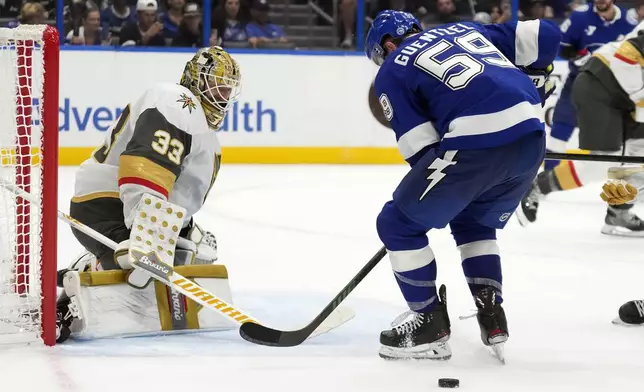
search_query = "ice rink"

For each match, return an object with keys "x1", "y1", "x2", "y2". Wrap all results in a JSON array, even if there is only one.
[{"x1": 3, "y1": 164, "x2": 644, "y2": 392}]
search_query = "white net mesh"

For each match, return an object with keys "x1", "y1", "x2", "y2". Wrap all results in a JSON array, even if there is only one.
[{"x1": 0, "y1": 25, "x2": 47, "y2": 344}]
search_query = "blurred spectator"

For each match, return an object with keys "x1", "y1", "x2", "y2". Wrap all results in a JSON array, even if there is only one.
[
  {"x1": 628, "y1": 0, "x2": 644, "y2": 23},
  {"x1": 436, "y1": 0, "x2": 460, "y2": 23},
  {"x1": 246, "y1": 0, "x2": 288, "y2": 48},
  {"x1": 5, "y1": 2, "x2": 47, "y2": 27},
  {"x1": 66, "y1": 7, "x2": 103, "y2": 44},
  {"x1": 160, "y1": 0, "x2": 185, "y2": 41},
  {"x1": 519, "y1": 0, "x2": 553, "y2": 19},
  {"x1": 119, "y1": 0, "x2": 166, "y2": 45},
  {"x1": 212, "y1": 0, "x2": 249, "y2": 45},
  {"x1": 100, "y1": 0, "x2": 135, "y2": 40},
  {"x1": 1, "y1": 0, "x2": 23, "y2": 20},
  {"x1": 339, "y1": 0, "x2": 355, "y2": 48},
  {"x1": 173, "y1": 3, "x2": 218, "y2": 46},
  {"x1": 489, "y1": 1, "x2": 510, "y2": 23},
  {"x1": 474, "y1": 11, "x2": 492, "y2": 23}
]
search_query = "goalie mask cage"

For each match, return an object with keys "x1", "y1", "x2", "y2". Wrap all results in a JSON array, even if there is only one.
[{"x1": 0, "y1": 25, "x2": 58, "y2": 346}]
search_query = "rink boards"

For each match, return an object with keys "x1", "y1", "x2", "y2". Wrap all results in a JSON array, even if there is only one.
[{"x1": 53, "y1": 49, "x2": 573, "y2": 165}]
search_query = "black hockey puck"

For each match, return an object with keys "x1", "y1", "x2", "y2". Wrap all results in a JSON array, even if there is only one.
[{"x1": 438, "y1": 378, "x2": 459, "y2": 388}]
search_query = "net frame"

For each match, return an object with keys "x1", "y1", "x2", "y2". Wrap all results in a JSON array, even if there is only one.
[{"x1": 0, "y1": 25, "x2": 58, "y2": 346}]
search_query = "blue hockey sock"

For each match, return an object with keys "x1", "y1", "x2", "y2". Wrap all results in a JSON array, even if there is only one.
[
  {"x1": 389, "y1": 246, "x2": 438, "y2": 313},
  {"x1": 377, "y1": 201, "x2": 438, "y2": 313},
  {"x1": 451, "y1": 222, "x2": 503, "y2": 302},
  {"x1": 459, "y1": 240, "x2": 503, "y2": 303}
]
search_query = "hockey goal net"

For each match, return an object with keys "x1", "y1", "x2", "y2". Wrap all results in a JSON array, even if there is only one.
[{"x1": 0, "y1": 25, "x2": 58, "y2": 345}]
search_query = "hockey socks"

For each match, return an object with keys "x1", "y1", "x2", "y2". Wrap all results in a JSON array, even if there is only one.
[
  {"x1": 388, "y1": 246, "x2": 438, "y2": 313},
  {"x1": 377, "y1": 202, "x2": 440, "y2": 314},
  {"x1": 459, "y1": 241, "x2": 503, "y2": 303},
  {"x1": 452, "y1": 225, "x2": 503, "y2": 302}
]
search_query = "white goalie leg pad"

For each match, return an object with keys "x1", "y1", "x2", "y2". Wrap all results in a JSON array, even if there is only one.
[
  {"x1": 61, "y1": 271, "x2": 89, "y2": 335},
  {"x1": 62, "y1": 265, "x2": 234, "y2": 340},
  {"x1": 67, "y1": 250, "x2": 98, "y2": 272}
]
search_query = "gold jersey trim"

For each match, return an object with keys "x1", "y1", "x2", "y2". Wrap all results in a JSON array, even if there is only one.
[
  {"x1": 118, "y1": 155, "x2": 177, "y2": 195},
  {"x1": 71, "y1": 191, "x2": 120, "y2": 204}
]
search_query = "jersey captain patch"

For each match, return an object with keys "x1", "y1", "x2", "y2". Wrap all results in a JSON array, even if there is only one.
[
  {"x1": 177, "y1": 93, "x2": 197, "y2": 113},
  {"x1": 379, "y1": 93, "x2": 394, "y2": 121}
]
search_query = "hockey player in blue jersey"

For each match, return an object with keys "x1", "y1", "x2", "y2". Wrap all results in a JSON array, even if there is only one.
[
  {"x1": 544, "y1": 0, "x2": 636, "y2": 171},
  {"x1": 365, "y1": 10, "x2": 560, "y2": 361}
]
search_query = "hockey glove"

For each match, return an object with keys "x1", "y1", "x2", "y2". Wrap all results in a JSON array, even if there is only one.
[
  {"x1": 600, "y1": 180, "x2": 638, "y2": 205},
  {"x1": 184, "y1": 221, "x2": 218, "y2": 264},
  {"x1": 520, "y1": 64, "x2": 556, "y2": 107}
]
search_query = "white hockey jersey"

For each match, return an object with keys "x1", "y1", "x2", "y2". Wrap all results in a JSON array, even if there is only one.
[
  {"x1": 72, "y1": 83, "x2": 221, "y2": 228},
  {"x1": 593, "y1": 21, "x2": 644, "y2": 115}
]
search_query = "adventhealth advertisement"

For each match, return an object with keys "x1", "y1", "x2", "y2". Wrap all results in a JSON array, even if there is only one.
[{"x1": 53, "y1": 50, "x2": 572, "y2": 163}]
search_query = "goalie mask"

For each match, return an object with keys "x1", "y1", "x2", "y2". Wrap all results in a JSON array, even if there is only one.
[{"x1": 180, "y1": 47, "x2": 242, "y2": 129}]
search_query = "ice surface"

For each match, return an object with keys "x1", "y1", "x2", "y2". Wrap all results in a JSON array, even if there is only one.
[{"x1": 4, "y1": 165, "x2": 644, "y2": 392}]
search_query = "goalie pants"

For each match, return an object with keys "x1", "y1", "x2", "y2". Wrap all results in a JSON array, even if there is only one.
[
  {"x1": 70, "y1": 197, "x2": 194, "y2": 270},
  {"x1": 572, "y1": 59, "x2": 644, "y2": 152},
  {"x1": 376, "y1": 131, "x2": 545, "y2": 313},
  {"x1": 69, "y1": 197, "x2": 130, "y2": 270}
]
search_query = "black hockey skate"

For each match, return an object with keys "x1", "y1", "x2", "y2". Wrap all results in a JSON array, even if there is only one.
[
  {"x1": 55, "y1": 271, "x2": 86, "y2": 343},
  {"x1": 601, "y1": 205, "x2": 644, "y2": 237},
  {"x1": 475, "y1": 287, "x2": 508, "y2": 364},
  {"x1": 516, "y1": 182, "x2": 543, "y2": 227},
  {"x1": 55, "y1": 295, "x2": 74, "y2": 343},
  {"x1": 379, "y1": 285, "x2": 451, "y2": 360},
  {"x1": 613, "y1": 300, "x2": 644, "y2": 326}
]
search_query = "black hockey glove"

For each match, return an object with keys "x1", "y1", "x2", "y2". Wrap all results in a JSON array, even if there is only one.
[{"x1": 520, "y1": 64, "x2": 555, "y2": 107}]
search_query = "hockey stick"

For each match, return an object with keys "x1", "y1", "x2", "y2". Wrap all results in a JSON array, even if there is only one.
[
  {"x1": 239, "y1": 246, "x2": 387, "y2": 347},
  {"x1": 0, "y1": 182, "x2": 354, "y2": 339},
  {"x1": 545, "y1": 152, "x2": 644, "y2": 164}
]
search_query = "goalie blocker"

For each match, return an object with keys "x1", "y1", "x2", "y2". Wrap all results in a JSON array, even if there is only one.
[{"x1": 57, "y1": 194, "x2": 234, "y2": 342}]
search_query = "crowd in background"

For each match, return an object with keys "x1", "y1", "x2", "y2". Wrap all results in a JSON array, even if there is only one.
[{"x1": 1, "y1": 0, "x2": 644, "y2": 48}]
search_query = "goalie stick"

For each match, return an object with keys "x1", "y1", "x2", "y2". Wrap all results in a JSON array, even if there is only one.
[
  {"x1": 0, "y1": 183, "x2": 353, "y2": 340},
  {"x1": 239, "y1": 246, "x2": 387, "y2": 347}
]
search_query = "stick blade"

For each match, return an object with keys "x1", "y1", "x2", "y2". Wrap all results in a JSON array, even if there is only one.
[{"x1": 239, "y1": 322, "x2": 304, "y2": 347}]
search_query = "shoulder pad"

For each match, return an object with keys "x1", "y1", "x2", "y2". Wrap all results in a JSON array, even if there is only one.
[{"x1": 138, "y1": 83, "x2": 210, "y2": 136}]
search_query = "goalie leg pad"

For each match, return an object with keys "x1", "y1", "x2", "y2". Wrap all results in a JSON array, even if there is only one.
[
  {"x1": 154, "y1": 265, "x2": 233, "y2": 331},
  {"x1": 59, "y1": 265, "x2": 233, "y2": 340}
]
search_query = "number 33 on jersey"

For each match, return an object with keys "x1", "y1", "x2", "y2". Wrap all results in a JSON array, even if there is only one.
[
  {"x1": 374, "y1": 20, "x2": 561, "y2": 165},
  {"x1": 74, "y1": 83, "x2": 222, "y2": 227}
]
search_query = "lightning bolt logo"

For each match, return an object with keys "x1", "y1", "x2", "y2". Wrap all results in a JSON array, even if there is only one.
[{"x1": 419, "y1": 151, "x2": 458, "y2": 201}]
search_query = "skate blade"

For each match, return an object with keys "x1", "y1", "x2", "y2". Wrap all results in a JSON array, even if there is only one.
[
  {"x1": 601, "y1": 225, "x2": 644, "y2": 237},
  {"x1": 379, "y1": 340, "x2": 452, "y2": 361},
  {"x1": 612, "y1": 317, "x2": 644, "y2": 326},
  {"x1": 489, "y1": 343, "x2": 506, "y2": 364},
  {"x1": 514, "y1": 207, "x2": 534, "y2": 228}
]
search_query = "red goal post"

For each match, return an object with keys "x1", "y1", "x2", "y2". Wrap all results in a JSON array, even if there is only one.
[{"x1": 0, "y1": 25, "x2": 59, "y2": 346}]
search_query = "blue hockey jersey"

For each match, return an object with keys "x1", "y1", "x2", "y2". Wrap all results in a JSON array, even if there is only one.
[
  {"x1": 374, "y1": 20, "x2": 561, "y2": 164},
  {"x1": 560, "y1": 4, "x2": 637, "y2": 74}
]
